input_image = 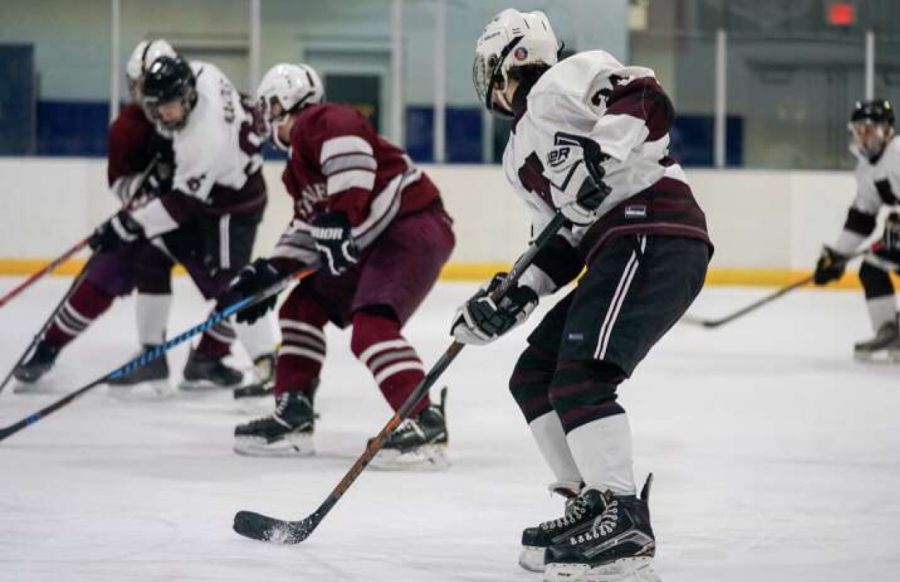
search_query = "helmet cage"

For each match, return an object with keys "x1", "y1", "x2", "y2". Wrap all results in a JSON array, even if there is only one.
[
  {"x1": 849, "y1": 119, "x2": 893, "y2": 159},
  {"x1": 473, "y1": 35, "x2": 524, "y2": 119}
]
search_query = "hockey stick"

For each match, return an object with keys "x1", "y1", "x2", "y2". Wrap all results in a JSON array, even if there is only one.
[
  {"x1": 0, "y1": 269, "x2": 313, "y2": 442},
  {"x1": 232, "y1": 211, "x2": 570, "y2": 545},
  {"x1": 0, "y1": 256, "x2": 95, "y2": 396},
  {"x1": 681, "y1": 248, "x2": 869, "y2": 329},
  {"x1": 0, "y1": 155, "x2": 161, "y2": 310}
]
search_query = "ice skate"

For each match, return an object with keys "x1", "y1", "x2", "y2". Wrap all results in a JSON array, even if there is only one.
[
  {"x1": 12, "y1": 341, "x2": 60, "y2": 387},
  {"x1": 233, "y1": 353, "x2": 276, "y2": 399},
  {"x1": 105, "y1": 345, "x2": 171, "y2": 395},
  {"x1": 233, "y1": 391, "x2": 315, "y2": 456},
  {"x1": 519, "y1": 482, "x2": 588, "y2": 573},
  {"x1": 179, "y1": 348, "x2": 243, "y2": 390},
  {"x1": 371, "y1": 388, "x2": 448, "y2": 470},
  {"x1": 544, "y1": 476, "x2": 658, "y2": 582},
  {"x1": 853, "y1": 320, "x2": 900, "y2": 362}
]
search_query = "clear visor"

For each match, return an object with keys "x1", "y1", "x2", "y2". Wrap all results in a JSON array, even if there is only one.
[
  {"x1": 849, "y1": 120, "x2": 890, "y2": 157},
  {"x1": 261, "y1": 96, "x2": 292, "y2": 151}
]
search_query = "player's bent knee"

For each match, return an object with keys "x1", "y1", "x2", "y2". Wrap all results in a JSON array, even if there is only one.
[{"x1": 860, "y1": 261, "x2": 894, "y2": 298}]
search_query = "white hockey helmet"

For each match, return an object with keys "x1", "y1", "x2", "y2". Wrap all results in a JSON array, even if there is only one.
[
  {"x1": 473, "y1": 9, "x2": 559, "y2": 117},
  {"x1": 126, "y1": 39, "x2": 176, "y2": 82},
  {"x1": 256, "y1": 63, "x2": 324, "y2": 150}
]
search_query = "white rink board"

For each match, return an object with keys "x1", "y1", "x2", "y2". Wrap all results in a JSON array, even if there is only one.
[
  {"x1": 0, "y1": 158, "x2": 861, "y2": 271},
  {"x1": 0, "y1": 277, "x2": 899, "y2": 581}
]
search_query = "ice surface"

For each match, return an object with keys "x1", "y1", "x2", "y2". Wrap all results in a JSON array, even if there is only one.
[{"x1": 1, "y1": 277, "x2": 899, "y2": 581}]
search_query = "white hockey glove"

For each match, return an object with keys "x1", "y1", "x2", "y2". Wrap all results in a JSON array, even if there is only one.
[
  {"x1": 451, "y1": 273, "x2": 539, "y2": 345},
  {"x1": 546, "y1": 132, "x2": 612, "y2": 226}
]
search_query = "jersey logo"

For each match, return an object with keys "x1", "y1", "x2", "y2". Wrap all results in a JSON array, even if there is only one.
[
  {"x1": 187, "y1": 173, "x2": 207, "y2": 192},
  {"x1": 547, "y1": 146, "x2": 571, "y2": 168}
]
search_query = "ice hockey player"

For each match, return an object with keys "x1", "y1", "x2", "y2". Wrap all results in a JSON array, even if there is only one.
[
  {"x1": 87, "y1": 54, "x2": 278, "y2": 390},
  {"x1": 224, "y1": 63, "x2": 454, "y2": 468},
  {"x1": 814, "y1": 99, "x2": 900, "y2": 362},
  {"x1": 453, "y1": 9, "x2": 712, "y2": 581},
  {"x1": 13, "y1": 39, "x2": 184, "y2": 391}
]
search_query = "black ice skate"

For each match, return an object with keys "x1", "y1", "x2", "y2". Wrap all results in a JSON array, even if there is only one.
[
  {"x1": 233, "y1": 391, "x2": 315, "y2": 456},
  {"x1": 106, "y1": 344, "x2": 170, "y2": 393},
  {"x1": 12, "y1": 340, "x2": 60, "y2": 385},
  {"x1": 371, "y1": 388, "x2": 448, "y2": 470},
  {"x1": 543, "y1": 476, "x2": 659, "y2": 582},
  {"x1": 179, "y1": 348, "x2": 243, "y2": 390},
  {"x1": 518, "y1": 482, "x2": 588, "y2": 573},
  {"x1": 853, "y1": 320, "x2": 900, "y2": 362},
  {"x1": 233, "y1": 353, "x2": 276, "y2": 399}
]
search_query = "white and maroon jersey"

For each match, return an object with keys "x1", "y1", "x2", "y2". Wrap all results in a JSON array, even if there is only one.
[
  {"x1": 833, "y1": 137, "x2": 900, "y2": 254},
  {"x1": 270, "y1": 102, "x2": 440, "y2": 268},
  {"x1": 130, "y1": 61, "x2": 266, "y2": 238},
  {"x1": 505, "y1": 50, "x2": 711, "y2": 296}
]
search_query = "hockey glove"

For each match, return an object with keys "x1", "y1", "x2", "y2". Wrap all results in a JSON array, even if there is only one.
[
  {"x1": 220, "y1": 258, "x2": 285, "y2": 324},
  {"x1": 451, "y1": 273, "x2": 539, "y2": 345},
  {"x1": 884, "y1": 212, "x2": 900, "y2": 253},
  {"x1": 89, "y1": 210, "x2": 144, "y2": 252},
  {"x1": 311, "y1": 212, "x2": 360, "y2": 276},
  {"x1": 813, "y1": 246, "x2": 847, "y2": 286}
]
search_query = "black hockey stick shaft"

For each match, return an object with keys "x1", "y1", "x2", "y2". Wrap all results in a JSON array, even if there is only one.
[
  {"x1": 233, "y1": 211, "x2": 570, "y2": 544},
  {"x1": 683, "y1": 249, "x2": 868, "y2": 329},
  {"x1": 0, "y1": 269, "x2": 311, "y2": 442},
  {"x1": 0, "y1": 156, "x2": 160, "y2": 310},
  {"x1": 0, "y1": 256, "x2": 95, "y2": 396}
]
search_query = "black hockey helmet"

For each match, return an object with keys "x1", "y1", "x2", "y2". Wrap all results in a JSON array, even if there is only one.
[
  {"x1": 141, "y1": 55, "x2": 197, "y2": 133},
  {"x1": 851, "y1": 99, "x2": 894, "y2": 126}
]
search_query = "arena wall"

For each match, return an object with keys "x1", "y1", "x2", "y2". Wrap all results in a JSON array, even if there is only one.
[{"x1": 0, "y1": 158, "x2": 873, "y2": 287}]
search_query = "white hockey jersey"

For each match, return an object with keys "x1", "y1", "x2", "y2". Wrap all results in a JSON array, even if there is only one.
[
  {"x1": 834, "y1": 137, "x2": 900, "y2": 254},
  {"x1": 131, "y1": 61, "x2": 265, "y2": 237},
  {"x1": 505, "y1": 50, "x2": 710, "y2": 295}
]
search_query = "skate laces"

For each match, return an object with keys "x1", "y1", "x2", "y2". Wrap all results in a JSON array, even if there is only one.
[
  {"x1": 571, "y1": 497, "x2": 620, "y2": 544},
  {"x1": 392, "y1": 418, "x2": 425, "y2": 440},
  {"x1": 540, "y1": 495, "x2": 588, "y2": 531}
]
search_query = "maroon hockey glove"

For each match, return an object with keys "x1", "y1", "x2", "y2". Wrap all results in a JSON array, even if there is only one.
[
  {"x1": 813, "y1": 246, "x2": 847, "y2": 286},
  {"x1": 311, "y1": 212, "x2": 359, "y2": 276},
  {"x1": 89, "y1": 210, "x2": 144, "y2": 252}
]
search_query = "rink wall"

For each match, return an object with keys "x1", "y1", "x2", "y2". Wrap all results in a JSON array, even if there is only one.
[{"x1": 0, "y1": 158, "x2": 874, "y2": 287}]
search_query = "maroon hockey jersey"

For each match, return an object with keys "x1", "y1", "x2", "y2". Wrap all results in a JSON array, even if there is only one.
[{"x1": 106, "y1": 104, "x2": 172, "y2": 191}]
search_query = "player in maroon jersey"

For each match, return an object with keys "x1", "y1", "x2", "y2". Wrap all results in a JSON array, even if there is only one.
[{"x1": 226, "y1": 63, "x2": 455, "y2": 468}]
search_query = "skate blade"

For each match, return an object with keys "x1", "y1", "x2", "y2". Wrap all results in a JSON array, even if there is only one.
[
  {"x1": 854, "y1": 349, "x2": 900, "y2": 364},
  {"x1": 544, "y1": 557, "x2": 659, "y2": 582},
  {"x1": 369, "y1": 444, "x2": 449, "y2": 471},
  {"x1": 519, "y1": 546, "x2": 546, "y2": 572},
  {"x1": 12, "y1": 380, "x2": 56, "y2": 395},
  {"x1": 179, "y1": 378, "x2": 241, "y2": 392},
  {"x1": 233, "y1": 433, "x2": 315, "y2": 457}
]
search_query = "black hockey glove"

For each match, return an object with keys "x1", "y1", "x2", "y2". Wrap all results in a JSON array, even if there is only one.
[
  {"x1": 451, "y1": 273, "x2": 539, "y2": 345},
  {"x1": 89, "y1": 210, "x2": 144, "y2": 252},
  {"x1": 813, "y1": 246, "x2": 847, "y2": 286},
  {"x1": 884, "y1": 212, "x2": 900, "y2": 253},
  {"x1": 220, "y1": 258, "x2": 285, "y2": 324},
  {"x1": 311, "y1": 212, "x2": 359, "y2": 276},
  {"x1": 143, "y1": 159, "x2": 174, "y2": 198},
  {"x1": 550, "y1": 132, "x2": 613, "y2": 225}
]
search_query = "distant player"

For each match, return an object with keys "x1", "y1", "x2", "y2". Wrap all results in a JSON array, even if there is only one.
[
  {"x1": 13, "y1": 39, "x2": 182, "y2": 390},
  {"x1": 223, "y1": 63, "x2": 455, "y2": 468},
  {"x1": 814, "y1": 99, "x2": 900, "y2": 361},
  {"x1": 453, "y1": 9, "x2": 712, "y2": 581},
  {"x1": 88, "y1": 54, "x2": 278, "y2": 390}
]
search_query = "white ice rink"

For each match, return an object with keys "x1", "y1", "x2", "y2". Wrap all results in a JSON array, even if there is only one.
[{"x1": 1, "y1": 276, "x2": 899, "y2": 582}]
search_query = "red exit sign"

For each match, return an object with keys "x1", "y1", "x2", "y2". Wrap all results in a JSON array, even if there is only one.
[{"x1": 828, "y1": 2, "x2": 855, "y2": 26}]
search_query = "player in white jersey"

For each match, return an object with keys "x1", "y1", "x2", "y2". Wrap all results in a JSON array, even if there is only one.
[
  {"x1": 814, "y1": 99, "x2": 900, "y2": 360},
  {"x1": 452, "y1": 9, "x2": 713, "y2": 582},
  {"x1": 90, "y1": 55, "x2": 277, "y2": 391}
]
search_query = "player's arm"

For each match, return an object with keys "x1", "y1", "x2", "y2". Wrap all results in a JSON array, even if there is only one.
[{"x1": 304, "y1": 111, "x2": 382, "y2": 275}]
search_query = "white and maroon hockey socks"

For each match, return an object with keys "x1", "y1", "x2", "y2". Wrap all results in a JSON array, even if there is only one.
[
  {"x1": 350, "y1": 311, "x2": 428, "y2": 415},
  {"x1": 566, "y1": 413, "x2": 636, "y2": 496},
  {"x1": 45, "y1": 280, "x2": 115, "y2": 348}
]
